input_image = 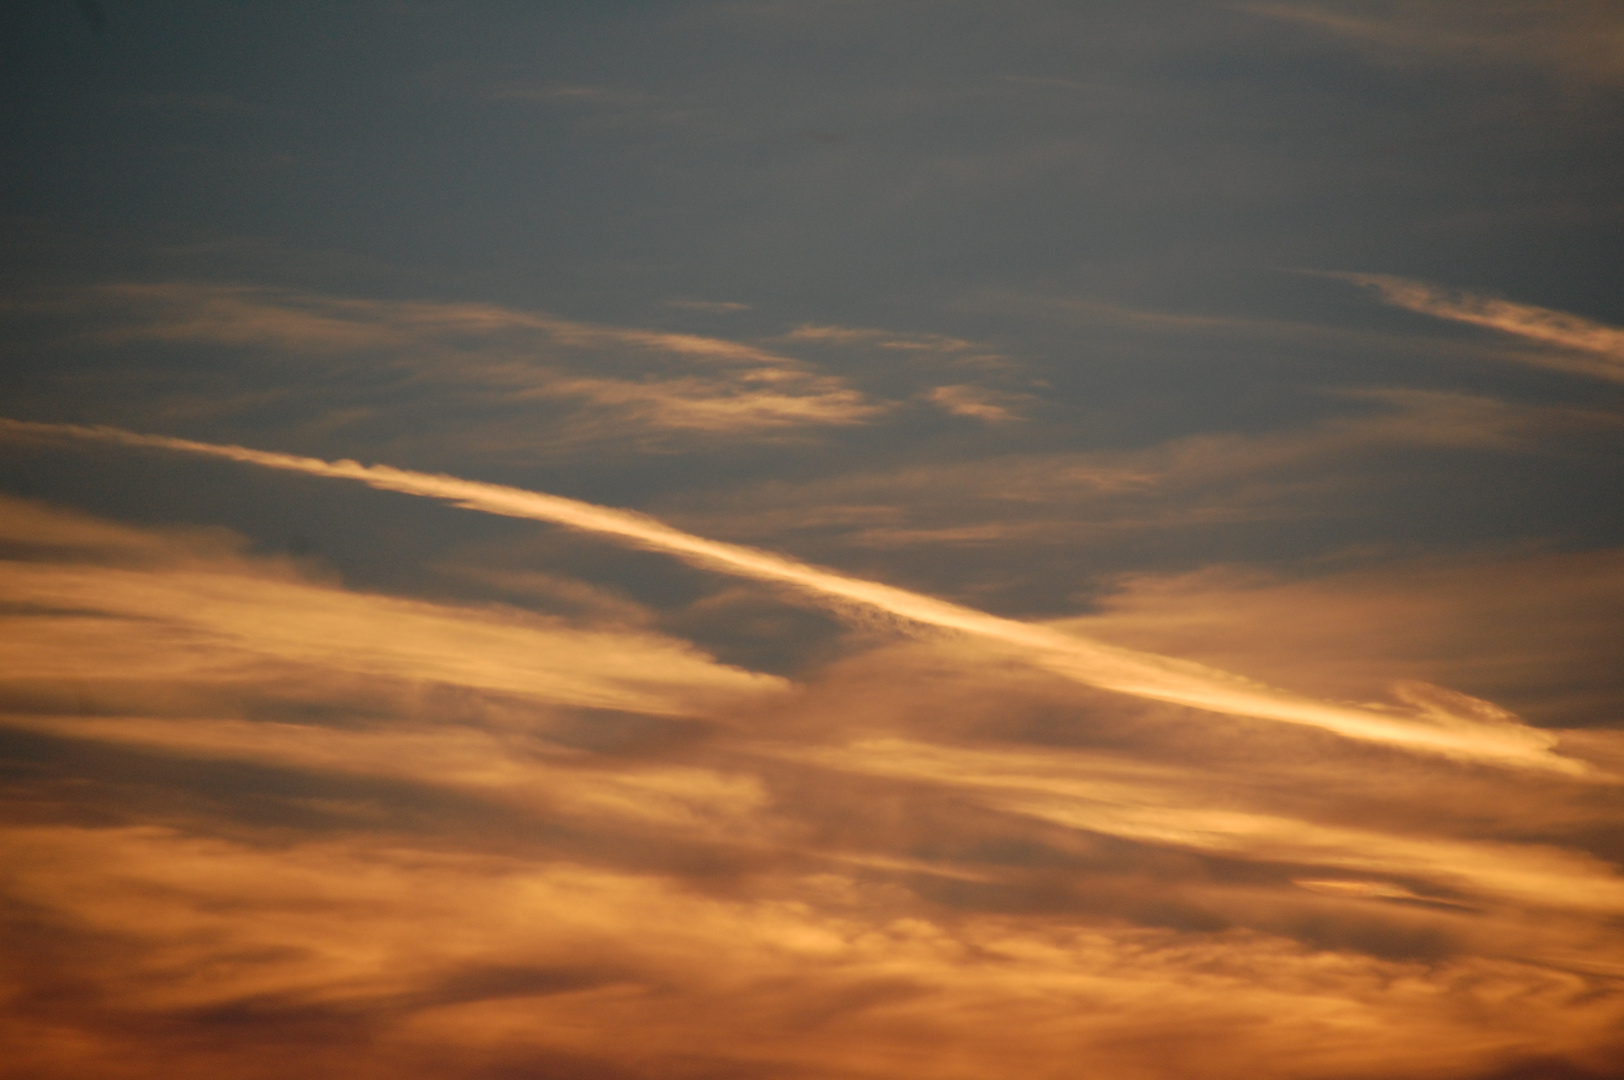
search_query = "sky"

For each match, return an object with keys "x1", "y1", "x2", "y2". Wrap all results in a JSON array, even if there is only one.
[{"x1": 2, "y1": 2, "x2": 1623, "y2": 1078}]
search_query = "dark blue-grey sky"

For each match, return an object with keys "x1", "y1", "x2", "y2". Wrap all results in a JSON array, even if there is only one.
[{"x1": 3, "y1": 4, "x2": 1623, "y2": 1079}]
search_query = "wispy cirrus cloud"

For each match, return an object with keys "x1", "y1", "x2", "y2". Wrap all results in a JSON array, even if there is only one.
[
  {"x1": 663, "y1": 299, "x2": 752, "y2": 313},
  {"x1": 1243, "y1": 0, "x2": 1624, "y2": 87},
  {"x1": 672, "y1": 386, "x2": 1596, "y2": 564},
  {"x1": 1062, "y1": 550, "x2": 1624, "y2": 729},
  {"x1": 781, "y1": 321, "x2": 1013, "y2": 367},
  {"x1": 778, "y1": 321, "x2": 1028, "y2": 421},
  {"x1": 21, "y1": 282, "x2": 884, "y2": 445},
  {"x1": 783, "y1": 323, "x2": 980, "y2": 352},
  {"x1": 923, "y1": 384, "x2": 1032, "y2": 422},
  {"x1": 1328, "y1": 271, "x2": 1624, "y2": 381},
  {"x1": 0, "y1": 495, "x2": 779, "y2": 721},
  {"x1": 777, "y1": 735, "x2": 1624, "y2": 914}
]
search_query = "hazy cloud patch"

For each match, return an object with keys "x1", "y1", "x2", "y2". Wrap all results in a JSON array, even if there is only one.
[
  {"x1": 924, "y1": 384, "x2": 1032, "y2": 423},
  {"x1": 1244, "y1": 0, "x2": 1624, "y2": 87},
  {"x1": 10, "y1": 283, "x2": 888, "y2": 451}
]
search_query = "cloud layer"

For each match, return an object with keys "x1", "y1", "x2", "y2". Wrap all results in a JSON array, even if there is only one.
[
  {"x1": 3, "y1": 2, "x2": 1621, "y2": 1077},
  {"x1": 1, "y1": 493, "x2": 1622, "y2": 1080},
  {"x1": 3, "y1": 418, "x2": 1587, "y2": 774}
]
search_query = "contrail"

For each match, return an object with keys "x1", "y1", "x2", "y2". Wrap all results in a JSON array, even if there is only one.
[{"x1": 0, "y1": 418, "x2": 1583, "y2": 774}]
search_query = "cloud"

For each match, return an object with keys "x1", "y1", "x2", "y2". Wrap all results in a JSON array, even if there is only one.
[
  {"x1": 530, "y1": 371, "x2": 875, "y2": 433},
  {"x1": 781, "y1": 322, "x2": 1014, "y2": 368},
  {"x1": 6, "y1": 701, "x2": 1624, "y2": 1079},
  {"x1": 5, "y1": 3, "x2": 1624, "y2": 1076},
  {"x1": 670, "y1": 386, "x2": 1586, "y2": 564},
  {"x1": 0, "y1": 419, "x2": 1588, "y2": 775},
  {"x1": 663, "y1": 300, "x2": 753, "y2": 313},
  {"x1": 0, "y1": 561, "x2": 778, "y2": 716},
  {"x1": 924, "y1": 384, "x2": 1031, "y2": 422},
  {"x1": 1293, "y1": 878, "x2": 1464, "y2": 904},
  {"x1": 0, "y1": 493, "x2": 779, "y2": 721},
  {"x1": 36, "y1": 282, "x2": 884, "y2": 444},
  {"x1": 1243, "y1": 0, "x2": 1624, "y2": 87},
  {"x1": 784, "y1": 323, "x2": 979, "y2": 352},
  {"x1": 2, "y1": 498, "x2": 1622, "y2": 1080},
  {"x1": 1327, "y1": 272, "x2": 1624, "y2": 381},
  {"x1": 489, "y1": 83, "x2": 651, "y2": 106},
  {"x1": 775, "y1": 735, "x2": 1624, "y2": 913},
  {"x1": 7, "y1": 820, "x2": 1620, "y2": 1080},
  {"x1": 1007, "y1": 292, "x2": 1369, "y2": 344},
  {"x1": 1059, "y1": 549, "x2": 1624, "y2": 729}
]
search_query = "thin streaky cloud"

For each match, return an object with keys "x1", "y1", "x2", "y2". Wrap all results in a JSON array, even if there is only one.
[
  {"x1": 1326, "y1": 272, "x2": 1624, "y2": 381},
  {"x1": 534, "y1": 373, "x2": 879, "y2": 431},
  {"x1": 0, "y1": 419, "x2": 1586, "y2": 775},
  {"x1": 664, "y1": 300, "x2": 752, "y2": 313},
  {"x1": 1241, "y1": 1, "x2": 1624, "y2": 86},
  {"x1": 490, "y1": 83, "x2": 648, "y2": 105},
  {"x1": 0, "y1": 713, "x2": 774, "y2": 840},
  {"x1": 91, "y1": 282, "x2": 798, "y2": 368},
  {"x1": 776, "y1": 737, "x2": 1624, "y2": 915},
  {"x1": 66, "y1": 282, "x2": 883, "y2": 437},
  {"x1": 783, "y1": 323, "x2": 979, "y2": 352},
  {"x1": 0, "y1": 560, "x2": 780, "y2": 716}
]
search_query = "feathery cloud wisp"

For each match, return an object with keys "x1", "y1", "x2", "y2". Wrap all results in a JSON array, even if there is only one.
[
  {"x1": 1243, "y1": 0, "x2": 1624, "y2": 87},
  {"x1": 62, "y1": 282, "x2": 885, "y2": 439},
  {"x1": 0, "y1": 419, "x2": 1582, "y2": 774},
  {"x1": 1330, "y1": 272, "x2": 1624, "y2": 382}
]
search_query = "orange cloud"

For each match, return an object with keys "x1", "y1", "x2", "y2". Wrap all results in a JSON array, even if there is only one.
[
  {"x1": 4, "y1": 819, "x2": 1622, "y2": 1080},
  {"x1": 0, "y1": 561, "x2": 778, "y2": 713},
  {"x1": 777, "y1": 736, "x2": 1624, "y2": 915},
  {"x1": 924, "y1": 384, "x2": 1031, "y2": 423},
  {"x1": 0, "y1": 419, "x2": 1585, "y2": 773},
  {"x1": 1062, "y1": 549, "x2": 1624, "y2": 729},
  {"x1": 0, "y1": 493, "x2": 779, "y2": 721},
  {"x1": 1332, "y1": 272, "x2": 1624, "y2": 381},
  {"x1": 47, "y1": 282, "x2": 885, "y2": 439},
  {"x1": 671, "y1": 385, "x2": 1594, "y2": 559},
  {"x1": 2, "y1": 498, "x2": 1622, "y2": 1080}
]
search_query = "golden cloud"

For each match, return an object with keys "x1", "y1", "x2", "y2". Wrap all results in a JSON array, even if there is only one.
[
  {"x1": 1, "y1": 480, "x2": 1621, "y2": 1080},
  {"x1": 1334, "y1": 272, "x2": 1624, "y2": 381},
  {"x1": 26, "y1": 282, "x2": 887, "y2": 443}
]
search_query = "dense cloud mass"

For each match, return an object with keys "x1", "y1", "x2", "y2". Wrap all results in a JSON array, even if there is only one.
[{"x1": 2, "y1": 2, "x2": 1622, "y2": 1079}]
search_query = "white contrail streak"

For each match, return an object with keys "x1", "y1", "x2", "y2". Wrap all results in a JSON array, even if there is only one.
[{"x1": 0, "y1": 418, "x2": 1583, "y2": 774}]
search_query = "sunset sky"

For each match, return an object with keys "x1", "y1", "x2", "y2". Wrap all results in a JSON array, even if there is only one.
[{"x1": 3, "y1": 3, "x2": 1624, "y2": 1078}]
